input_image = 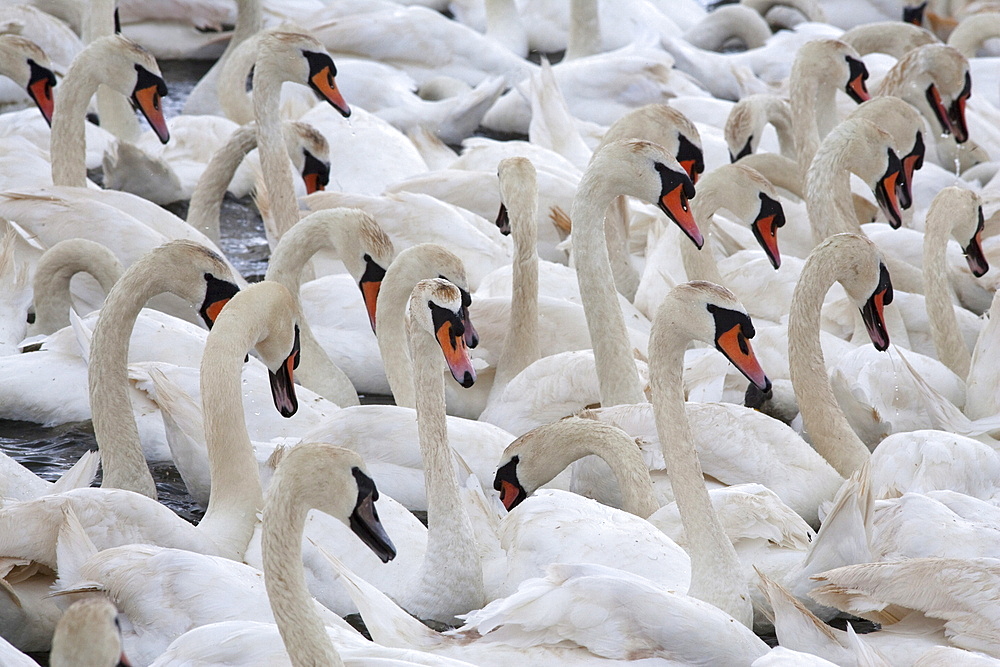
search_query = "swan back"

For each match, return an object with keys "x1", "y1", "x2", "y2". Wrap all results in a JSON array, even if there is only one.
[{"x1": 50, "y1": 598, "x2": 127, "y2": 667}]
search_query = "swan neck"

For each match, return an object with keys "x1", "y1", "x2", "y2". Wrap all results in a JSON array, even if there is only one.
[
  {"x1": 738, "y1": 154, "x2": 803, "y2": 198},
  {"x1": 88, "y1": 267, "x2": 163, "y2": 499},
  {"x1": 923, "y1": 204, "x2": 970, "y2": 378},
  {"x1": 198, "y1": 318, "x2": 266, "y2": 560},
  {"x1": 51, "y1": 54, "x2": 101, "y2": 187},
  {"x1": 492, "y1": 203, "x2": 540, "y2": 391},
  {"x1": 788, "y1": 251, "x2": 871, "y2": 477},
  {"x1": 805, "y1": 137, "x2": 863, "y2": 245},
  {"x1": 262, "y1": 481, "x2": 344, "y2": 667},
  {"x1": 571, "y1": 169, "x2": 646, "y2": 407},
  {"x1": 31, "y1": 243, "x2": 121, "y2": 336},
  {"x1": 409, "y1": 320, "x2": 486, "y2": 621},
  {"x1": 376, "y1": 254, "x2": 429, "y2": 408},
  {"x1": 187, "y1": 124, "x2": 258, "y2": 243},
  {"x1": 565, "y1": 0, "x2": 601, "y2": 60},
  {"x1": 649, "y1": 311, "x2": 752, "y2": 627},
  {"x1": 682, "y1": 193, "x2": 726, "y2": 286},
  {"x1": 253, "y1": 61, "x2": 300, "y2": 241},
  {"x1": 218, "y1": 37, "x2": 258, "y2": 124}
]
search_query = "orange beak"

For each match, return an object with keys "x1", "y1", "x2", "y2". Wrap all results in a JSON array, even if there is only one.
[
  {"x1": 198, "y1": 275, "x2": 240, "y2": 329},
  {"x1": 751, "y1": 193, "x2": 785, "y2": 270},
  {"x1": 874, "y1": 150, "x2": 905, "y2": 229},
  {"x1": 435, "y1": 318, "x2": 476, "y2": 388},
  {"x1": 845, "y1": 56, "x2": 870, "y2": 104},
  {"x1": 964, "y1": 207, "x2": 989, "y2": 278},
  {"x1": 358, "y1": 254, "x2": 386, "y2": 334},
  {"x1": 301, "y1": 149, "x2": 330, "y2": 194},
  {"x1": 131, "y1": 65, "x2": 170, "y2": 144},
  {"x1": 716, "y1": 324, "x2": 770, "y2": 393},
  {"x1": 657, "y1": 165, "x2": 703, "y2": 249},
  {"x1": 268, "y1": 326, "x2": 300, "y2": 418},
  {"x1": 26, "y1": 60, "x2": 55, "y2": 127},
  {"x1": 860, "y1": 264, "x2": 893, "y2": 351},
  {"x1": 949, "y1": 72, "x2": 971, "y2": 144},
  {"x1": 304, "y1": 51, "x2": 351, "y2": 118}
]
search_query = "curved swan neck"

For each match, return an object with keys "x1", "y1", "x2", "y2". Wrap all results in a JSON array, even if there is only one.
[
  {"x1": 30, "y1": 239, "x2": 122, "y2": 336},
  {"x1": 738, "y1": 153, "x2": 804, "y2": 197},
  {"x1": 491, "y1": 162, "x2": 540, "y2": 393},
  {"x1": 198, "y1": 292, "x2": 271, "y2": 560},
  {"x1": 89, "y1": 262, "x2": 168, "y2": 499},
  {"x1": 407, "y1": 305, "x2": 486, "y2": 621},
  {"x1": 262, "y1": 461, "x2": 344, "y2": 667},
  {"x1": 51, "y1": 43, "x2": 106, "y2": 187},
  {"x1": 649, "y1": 292, "x2": 751, "y2": 627},
  {"x1": 805, "y1": 122, "x2": 871, "y2": 245},
  {"x1": 218, "y1": 34, "x2": 259, "y2": 125},
  {"x1": 187, "y1": 124, "x2": 259, "y2": 243},
  {"x1": 924, "y1": 190, "x2": 974, "y2": 378},
  {"x1": 253, "y1": 42, "x2": 300, "y2": 242},
  {"x1": 185, "y1": 0, "x2": 263, "y2": 115},
  {"x1": 266, "y1": 214, "x2": 361, "y2": 407},
  {"x1": 791, "y1": 42, "x2": 845, "y2": 173},
  {"x1": 571, "y1": 157, "x2": 646, "y2": 407},
  {"x1": 788, "y1": 243, "x2": 872, "y2": 477},
  {"x1": 947, "y1": 13, "x2": 1000, "y2": 58}
]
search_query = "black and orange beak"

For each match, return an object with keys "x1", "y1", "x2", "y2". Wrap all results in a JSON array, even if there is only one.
[
  {"x1": 494, "y1": 456, "x2": 528, "y2": 512},
  {"x1": 26, "y1": 59, "x2": 55, "y2": 127},
  {"x1": 949, "y1": 71, "x2": 971, "y2": 144},
  {"x1": 751, "y1": 192, "x2": 785, "y2": 270},
  {"x1": 925, "y1": 83, "x2": 953, "y2": 136},
  {"x1": 301, "y1": 149, "x2": 330, "y2": 194},
  {"x1": 731, "y1": 135, "x2": 753, "y2": 163},
  {"x1": 901, "y1": 132, "x2": 924, "y2": 207},
  {"x1": 845, "y1": 56, "x2": 870, "y2": 104},
  {"x1": 268, "y1": 325, "x2": 300, "y2": 418},
  {"x1": 903, "y1": 1, "x2": 927, "y2": 24},
  {"x1": 964, "y1": 206, "x2": 989, "y2": 277},
  {"x1": 860, "y1": 263, "x2": 893, "y2": 351},
  {"x1": 358, "y1": 253, "x2": 386, "y2": 333},
  {"x1": 677, "y1": 134, "x2": 704, "y2": 185},
  {"x1": 349, "y1": 468, "x2": 396, "y2": 563},
  {"x1": 496, "y1": 201, "x2": 511, "y2": 235},
  {"x1": 874, "y1": 149, "x2": 905, "y2": 229},
  {"x1": 131, "y1": 64, "x2": 169, "y2": 144},
  {"x1": 198, "y1": 273, "x2": 240, "y2": 329},
  {"x1": 655, "y1": 163, "x2": 703, "y2": 248},
  {"x1": 304, "y1": 50, "x2": 350, "y2": 118},
  {"x1": 430, "y1": 302, "x2": 476, "y2": 388},
  {"x1": 709, "y1": 304, "x2": 771, "y2": 393}
]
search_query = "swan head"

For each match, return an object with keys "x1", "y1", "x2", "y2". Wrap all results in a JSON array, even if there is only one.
[
  {"x1": 50, "y1": 597, "x2": 130, "y2": 667},
  {"x1": 662, "y1": 282, "x2": 771, "y2": 393},
  {"x1": 819, "y1": 234, "x2": 893, "y2": 350},
  {"x1": 352, "y1": 214, "x2": 394, "y2": 333},
  {"x1": 752, "y1": 192, "x2": 786, "y2": 269},
  {"x1": 792, "y1": 40, "x2": 870, "y2": 104},
  {"x1": 597, "y1": 104, "x2": 705, "y2": 184},
  {"x1": 270, "y1": 442, "x2": 397, "y2": 563},
  {"x1": 0, "y1": 35, "x2": 56, "y2": 126},
  {"x1": 654, "y1": 158, "x2": 702, "y2": 249},
  {"x1": 932, "y1": 186, "x2": 989, "y2": 277},
  {"x1": 494, "y1": 417, "x2": 632, "y2": 512},
  {"x1": 85, "y1": 35, "x2": 170, "y2": 144},
  {"x1": 909, "y1": 45, "x2": 971, "y2": 143},
  {"x1": 257, "y1": 32, "x2": 351, "y2": 118},
  {"x1": 408, "y1": 278, "x2": 477, "y2": 388},
  {"x1": 496, "y1": 156, "x2": 537, "y2": 237},
  {"x1": 844, "y1": 54, "x2": 871, "y2": 103},
  {"x1": 285, "y1": 122, "x2": 331, "y2": 194},
  {"x1": 703, "y1": 163, "x2": 785, "y2": 269},
  {"x1": 873, "y1": 147, "x2": 906, "y2": 229},
  {"x1": 848, "y1": 97, "x2": 926, "y2": 212}
]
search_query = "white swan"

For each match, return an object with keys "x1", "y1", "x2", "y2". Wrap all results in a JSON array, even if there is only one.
[
  {"x1": 0, "y1": 281, "x2": 301, "y2": 567},
  {"x1": 0, "y1": 34, "x2": 56, "y2": 124},
  {"x1": 147, "y1": 442, "x2": 480, "y2": 667},
  {"x1": 725, "y1": 93, "x2": 796, "y2": 161},
  {"x1": 841, "y1": 20, "x2": 938, "y2": 58}
]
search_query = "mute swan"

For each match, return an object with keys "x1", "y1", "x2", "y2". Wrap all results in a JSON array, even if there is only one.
[
  {"x1": 947, "y1": 11, "x2": 1000, "y2": 57},
  {"x1": 725, "y1": 93, "x2": 796, "y2": 161},
  {"x1": 88, "y1": 241, "x2": 240, "y2": 497},
  {"x1": 571, "y1": 139, "x2": 702, "y2": 408},
  {"x1": 0, "y1": 281, "x2": 301, "y2": 568},
  {"x1": 27, "y1": 237, "x2": 122, "y2": 337},
  {"x1": 267, "y1": 207, "x2": 395, "y2": 405},
  {"x1": 50, "y1": 34, "x2": 168, "y2": 189},
  {"x1": 251, "y1": 31, "x2": 350, "y2": 242},
  {"x1": 790, "y1": 39, "x2": 872, "y2": 174},
  {"x1": 684, "y1": 5, "x2": 773, "y2": 52},
  {"x1": 50, "y1": 598, "x2": 130, "y2": 667},
  {"x1": 186, "y1": 120, "x2": 332, "y2": 244},
  {"x1": 0, "y1": 34, "x2": 55, "y2": 124},
  {"x1": 147, "y1": 442, "x2": 481, "y2": 667}
]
